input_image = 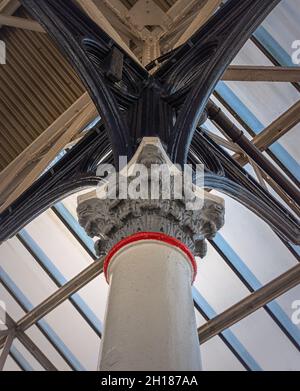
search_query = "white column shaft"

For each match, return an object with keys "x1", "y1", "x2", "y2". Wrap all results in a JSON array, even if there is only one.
[{"x1": 99, "y1": 239, "x2": 201, "y2": 371}]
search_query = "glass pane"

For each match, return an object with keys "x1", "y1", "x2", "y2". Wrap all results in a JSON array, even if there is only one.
[
  {"x1": 201, "y1": 337, "x2": 245, "y2": 371},
  {"x1": 194, "y1": 243, "x2": 249, "y2": 314},
  {"x1": 43, "y1": 300, "x2": 100, "y2": 371},
  {"x1": 77, "y1": 274, "x2": 109, "y2": 331},
  {"x1": 214, "y1": 192, "x2": 297, "y2": 284},
  {"x1": 275, "y1": 286, "x2": 300, "y2": 329},
  {"x1": 0, "y1": 284, "x2": 26, "y2": 324},
  {"x1": 223, "y1": 79, "x2": 298, "y2": 129},
  {"x1": 278, "y1": 124, "x2": 300, "y2": 165},
  {"x1": 195, "y1": 311, "x2": 245, "y2": 371},
  {"x1": 4, "y1": 355, "x2": 22, "y2": 371},
  {"x1": 230, "y1": 308, "x2": 300, "y2": 370},
  {"x1": 61, "y1": 191, "x2": 93, "y2": 221},
  {"x1": 225, "y1": 37, "x2": 300, "y2": 127},
  {"x1": 261, "y1": 0, "x2": 300, "y2": 61},
  {"x1": 0, "y1": 237, "x2": 57, "y2": 307},
  {"x1": 25, "y1": 209, "x2": 94, "y2": 280},
  {"x1": 232, "y1": 39, "x2": 273, "y2": 66},
  {"x1": 12, "y1": 339, "x2": 45, "y2": 371},
  {"x1": 25, "y1": 325, "x2": 71, "y2": 371}
]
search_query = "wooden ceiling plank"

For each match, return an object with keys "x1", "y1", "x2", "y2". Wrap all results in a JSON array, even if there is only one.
[
  {"x1": 30, "y1": 31, "x2": 85, "y2": 97},
  {"x1": 0, "y1": 103, "x2": 97, "y2": 212},
  {"x1": 13, "y1": 31, "x2": 75, "y2": 112},
  {"x1": 0, "y1": 106, "x2": 31, "y2": 152},
  {"x1": 21, "y1": 31, "x2": 81, "y2": 103},
  {"x1": 3, "y1": 43, "x2": 53, "y2": 128},
  {"x1": 0, "y1": 111, "x2": 20, "y2": 158},
  {"x1": 9, "y1": 34, "x2": 64, "y2": 118},
  {"x1": 0, "y1": 93, "x2": 92, "y2": 183},
  {"x1": 0, "y1": 69, "x2": 42, "y2": 142}
]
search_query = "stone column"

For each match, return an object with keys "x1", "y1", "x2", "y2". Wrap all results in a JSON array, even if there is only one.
[
  {"x1": 77, "y1": 138, "x2": 225, "y2": 371},
  {"x1": 98, "y1": 232, "x2": 200, "y2": 371}
]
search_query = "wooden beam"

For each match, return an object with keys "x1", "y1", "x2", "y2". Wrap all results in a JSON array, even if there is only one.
[
  {"x1": 0, "y1": 92, "x2": 88, "y2": 194},
  {"x1": 0, "y1": 331, "x2": 15, "y2": 371},
  {"x1": 17, "y1": 331, "x2": 58, "y2": 371},
  {"x1": 234, "y1": 100, "x2": 300, "y2": 165},
  {"x1": 174, "y1": 0, "x2": 222, "y2": 48},
  {"x1": 198, "y1": 263, "x2": 300, "y2": 344},
  {"x1": 160, "y1": 9, "x2": 202, "y2": 51},
  {"x1": 0, "y1": 0, "x2": 20, "y2": 15},
  {"x1": 204, "y1": 129, "x2": 241, "y2": 153},
  {"x1": 100, "y1": 0, "x2": 128, "y2": 17},
  {"x1": 3, "y1": 312, "x2": 57, "y2": 371},
  {"x1": 211, "y1": 99, "x2": 300, "y2": 214},
  {"x1": 0, "y1": 14, "x2": 45, "y2": 32},
  {"x1": 0, "y1": 93, "x2": 97, "y2": 213},
  {"x1": 167, "y1": 0, "x2": 199, "y2": 24},
  {"x1": 223, "y1": 65, "x2": 300, "y2": 82},
  {"x1": 238, "y1": 157, "x2": 300, "y2": 218},
  {"x1": 260, "y1": 169, "x2": 300, "y2": 217},
  {"x1": 208, "y1": 99, "x2": 300, "y2": 206},
  {"x1": 0, "y1": 329, "x2": 9, "y2": 338},
  {"x1": 248, "y1": 157, "x2": 268, "y2": 191},
  {"x1": 75, "y1": 0, "x2": 142, "y2": 66},
  {"x1": 101, "y1": 0, "x2": 143, "y2": 41}
]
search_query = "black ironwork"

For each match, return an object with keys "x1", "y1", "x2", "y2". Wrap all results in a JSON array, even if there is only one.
[{"x1": 1, "y1": 0, "x2": 300, "y2": 245}]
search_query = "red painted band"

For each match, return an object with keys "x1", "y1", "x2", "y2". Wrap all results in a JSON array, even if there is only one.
[{"x1": 103, "y1": 232, "x2": 197, "y2": 283}]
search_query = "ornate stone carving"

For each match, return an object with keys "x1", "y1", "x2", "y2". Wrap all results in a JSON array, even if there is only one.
[{"x1": 77, "y1": 138, "x2": 225, "y2": 258}]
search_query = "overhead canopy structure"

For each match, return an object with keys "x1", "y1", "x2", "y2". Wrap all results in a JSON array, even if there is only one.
[{"x1": 0, "y1": 0, "x2": 299, "y2": 371}]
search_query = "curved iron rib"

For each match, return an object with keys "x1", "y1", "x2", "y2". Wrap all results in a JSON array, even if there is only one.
[
  {"x1": 2, "y1": 0, "x2": 300, "y2": 248},
  {"x1": 20, "y1": 0, "x2": 148, "y2": 162},
  {"x1": 191, "y1": 128, "x2": 300, "y2": 245},
  {"x1": 0, "y1": 124, "x2": 111, "y2": 243},
  {"x1": 158, "y1": 0, "x2": 281, "y2": 165},
  {"x1": 204, "y1": 174, "x2": 300, "y2": 245}
]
